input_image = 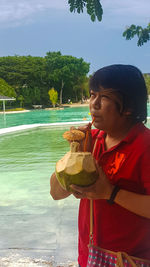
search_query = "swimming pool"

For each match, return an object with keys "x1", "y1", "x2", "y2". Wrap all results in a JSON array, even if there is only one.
[
  {"x1": 0, "y1": 106, "x2": 150, "y2": 266},
  {"x1": 0, "y1": 107, "x2": 90, "y2": 266},
  {"x1": 0, "y1": 126, "x2": 82, "y2": 266},
  {"x1": 0, "y1": 106, "x2": 91, "y2": 129}
]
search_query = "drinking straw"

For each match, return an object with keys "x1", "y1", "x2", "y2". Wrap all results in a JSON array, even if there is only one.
[{"x1": 83, "y1": 117, "x2": 95, "y2": 152}]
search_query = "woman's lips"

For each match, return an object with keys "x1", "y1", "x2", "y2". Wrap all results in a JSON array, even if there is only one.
[
  {"x1": 92, "y1": 115, "x2": 102, "y2": 122},
  {"x1": 92, "y1": 115, "x2": 99, "y2": 119}
]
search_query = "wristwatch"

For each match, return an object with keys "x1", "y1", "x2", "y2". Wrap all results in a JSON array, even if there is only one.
[{"x1": 107, "y1": 185, "x2": 120, "y2": 205}]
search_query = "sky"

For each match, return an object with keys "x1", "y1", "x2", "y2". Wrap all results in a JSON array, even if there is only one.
[{"x1": 0, "y1": 0, "x2": 150, "y2": 74}]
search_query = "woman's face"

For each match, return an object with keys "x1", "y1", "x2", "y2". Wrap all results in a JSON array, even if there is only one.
[{"x1": 89, "y1": 89, "x2": 124, "y2": 132}]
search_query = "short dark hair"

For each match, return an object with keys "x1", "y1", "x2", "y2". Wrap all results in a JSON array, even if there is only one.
[{"x1": 89, "y1": 64, "x2": 148, "y2": 123}]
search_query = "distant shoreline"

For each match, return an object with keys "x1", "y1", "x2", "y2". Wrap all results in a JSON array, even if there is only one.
[
  {"x1": 0, "y1": 102, "x2": 89, "y2": 114},
  {"x1": 63, "y1": 102, "x2": 89, "y2": 108},
  {"x1": 46, "y1": 102, "x2": 89, "y2": 110}
]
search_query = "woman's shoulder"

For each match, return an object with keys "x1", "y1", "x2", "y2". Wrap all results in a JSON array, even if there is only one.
[
  {"x1": 126, "y1": 123, "x2": 150, "y2": 145},
  {"x1": 138, "y1": 123, "x2": 150, "y2": 144},
  {"x1": 129, "y1": 123, "x2": 150, "y2": 154}
]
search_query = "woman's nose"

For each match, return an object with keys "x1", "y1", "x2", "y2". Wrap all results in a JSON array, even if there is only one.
[{"x1": 93, "y1": 96, "x2": 101, "y2": 109}]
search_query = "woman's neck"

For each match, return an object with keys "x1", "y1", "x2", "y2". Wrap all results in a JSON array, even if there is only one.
[{"x1": 105, "y1": 121, "x2": 135, "y2": 150}]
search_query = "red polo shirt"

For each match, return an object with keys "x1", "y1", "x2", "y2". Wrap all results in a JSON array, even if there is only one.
[{"x1": 78, "y1": 123, "x2": 150, "y2": 267}]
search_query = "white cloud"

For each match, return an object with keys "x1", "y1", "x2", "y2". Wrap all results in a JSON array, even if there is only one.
[
  {"x1": 0, "y1": 0, "x2": 67, "y2": 27},
  {"x1": 97, "y1": 0, "x2": 150, "y2": 30},
  {"x1": 101, "y1": 0, "x2": 150, "y2": 24},
  {"x1": 0, "y1": 0, "x2": 149, "y2": 28}
]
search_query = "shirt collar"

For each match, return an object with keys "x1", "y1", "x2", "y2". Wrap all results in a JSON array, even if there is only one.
[{"x1": 97, "y1": 123, "x2": 145, "y2": 144}]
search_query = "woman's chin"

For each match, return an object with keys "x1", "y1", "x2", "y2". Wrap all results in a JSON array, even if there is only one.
[{"x1": 93, "y1": 121, "x2": 104, "y2": 130}]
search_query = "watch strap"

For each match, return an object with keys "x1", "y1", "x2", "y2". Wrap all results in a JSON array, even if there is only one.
[{"x1": 107, "y1": 185, "x2": 120, "y2": 205}]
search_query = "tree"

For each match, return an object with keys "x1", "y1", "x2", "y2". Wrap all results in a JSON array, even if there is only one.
[
  {"x1": 18, "y1": 95, "x2": 24, "y2": 108},
  {"x1": 45, "y1": 51, "x2": 90, "y2": 103},
  {"x1": 0, "y1": 55, "x2": 48, "y2": 107},
  {"x1": 48, "y1": 88, "x2": 58, "y2": 108},
  {"x1": 0, "y1": 53, "x2": 90, "y2": 107},
  {"x1": 68, "y1": 0, "x2": 103, "y2": 22},
  {"x1": 0, "y1": 78, "x2": 16, "y2": 97},
  {"x1": 73, "y1": 76, "x2": 89, "y2": 102},
  {"x1": 123, "y1": 23, "x2": 150, "y2": 46},
  {"x1": 68, "y1": 0, "x2": 150, "y2": 46}
]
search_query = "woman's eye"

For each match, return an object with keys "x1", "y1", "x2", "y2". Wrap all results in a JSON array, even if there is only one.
[{"x1": 100, "y1": 95, "x2": 110, "y2": 100}]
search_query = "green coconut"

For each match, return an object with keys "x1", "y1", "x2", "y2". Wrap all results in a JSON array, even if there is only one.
[{"x1": 55, "y1": 141, "x2": 98, "y2": 191}]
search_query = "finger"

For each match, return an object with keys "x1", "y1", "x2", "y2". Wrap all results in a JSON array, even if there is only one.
[
  {"x1": 95, "y1": 160, "x2": 100, "y2": 173},
  {"x1": 78, "y1": 123, "x2": 91, "y2": 133},
  {"x1": 70, "y1": 184, "x2": 95, "y2": 193},
  {"x1": 95, "y1": 162, "x2": 107, "y2": 181},
  {"x1": 72, "y1": 192, "x2": 82, "y2": 199},
  {"x1": 95, "y1": 161, "x2": 102, "y2": 173},
  {"x1": 70, "y1": 185, "x2": 83, "y2": 193}
]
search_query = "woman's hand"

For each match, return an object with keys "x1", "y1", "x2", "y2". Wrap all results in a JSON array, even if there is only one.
[
  {"x1": 50, "y1": 172, "x2": 71, "y2": 200},
  {"x1": 70, "y1": 123, "x2": 92, "y2": 152},
  {"x1": 70, "y1": 162, "x2": 114, "y2": 200}
]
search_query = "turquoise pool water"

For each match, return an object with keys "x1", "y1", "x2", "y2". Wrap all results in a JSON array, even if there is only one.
[
  {"x1": 0, "y1": 106, "x2": 150, "y2": 266},
  {"x1": 0, "y1": 126, "x2": 80, "y2": 266},
  {"x1": 0, "y1": 106, "x2": 91, "y2": 129}
]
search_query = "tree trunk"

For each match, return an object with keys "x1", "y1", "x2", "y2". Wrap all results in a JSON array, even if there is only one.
[
  {"x1": 81, "y1": 88, "x2": 84, "y2": 103},
  {"x1": 75, "y1": 92, "x2": 78, "y2": 102},
  {"x1": 60, "y1": 80, "x2": 64, "y2": 106}
]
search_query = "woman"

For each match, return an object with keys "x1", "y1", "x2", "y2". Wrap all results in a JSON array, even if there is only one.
[{"x1": 50, "y1": 64, "x2": 150, "y2": 266}]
